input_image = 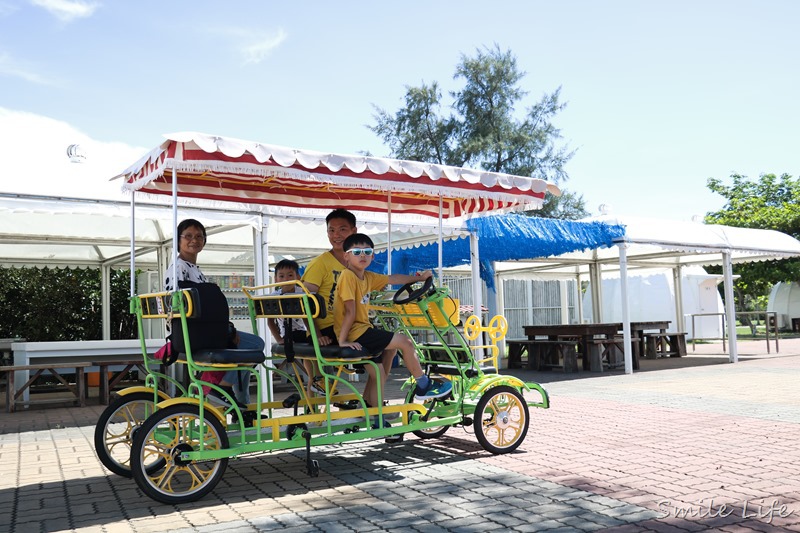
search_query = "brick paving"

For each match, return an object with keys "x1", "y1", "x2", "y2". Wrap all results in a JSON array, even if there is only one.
[{"x1": 1, "y1": 340, "x2": 799, "y2": 532}]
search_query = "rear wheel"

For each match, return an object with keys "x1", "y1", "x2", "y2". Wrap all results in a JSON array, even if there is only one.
[
  {"x1": 405, "y1": 387, "x2": 450, "y2": 439},
  {"x1": 94, "y1": 391, "x2": 163, "y2": 477},
  {"x1": 130, "y1": 403, "x2": 229, "y2": 504},
  {"x1": 474, "y1": 386, "x2": 529, "y2": 454}
]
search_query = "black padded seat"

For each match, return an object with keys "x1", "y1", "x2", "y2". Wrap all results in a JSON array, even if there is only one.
[
  {"x1": 271, "y1": 343, "x2": 370, "y2": 360},
  {"x1": 189, "y1": 348, "x2": 266, "y2": 365}
]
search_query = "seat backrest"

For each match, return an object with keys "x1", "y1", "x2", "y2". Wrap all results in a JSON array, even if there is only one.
[{"x1": 170, "y1": 281, "x2": 230, "y2": 354}]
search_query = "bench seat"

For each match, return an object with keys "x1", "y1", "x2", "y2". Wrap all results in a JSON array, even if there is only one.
[
  {"x1": 644, "y1": 332, "x2": 687, "y2": 358},
  {"x1": 1, "y1": 362, "x2": 89, "y2": 413},
  {"x1": 271, "y1": 343, "x2": 370, "y2": 361}
]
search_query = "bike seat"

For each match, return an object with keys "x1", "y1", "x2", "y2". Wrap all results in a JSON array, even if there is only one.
[
  {"x1": 186, "y1": 348, "x2": 266, "y2": 365},
  {"x1": 271, "y1": 342, "x2": 370, "y2": 360}
]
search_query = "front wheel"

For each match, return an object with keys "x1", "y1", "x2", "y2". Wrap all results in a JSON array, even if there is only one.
[
  {"x1": 130, "y1": 404, "x2": 229, "y2": 504},
  {"x1": 474, "y1": 386, "x2": 529, "y2": 454},
  {"x1": 94, "y1": 391, "x2": 163, "y2": 478}
]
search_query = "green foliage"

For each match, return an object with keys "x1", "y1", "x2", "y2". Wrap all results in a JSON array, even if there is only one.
[
  {"x1": 705, "y1": 173, "x2": 800, "y2": 309},
  {"x1": 371, "y1": 44, "x2": 586, "y2": 220},
  {"x1": 0, "y1": 267, "x2": 136, "y2": 341}
]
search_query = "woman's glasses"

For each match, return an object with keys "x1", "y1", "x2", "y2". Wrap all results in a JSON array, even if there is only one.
[
  {"x1": 180, "y1": 234, "x2": 205, "y2": 242},
  {"x1": 346, "y1": 247, "x2": 373, "y2": 257}
]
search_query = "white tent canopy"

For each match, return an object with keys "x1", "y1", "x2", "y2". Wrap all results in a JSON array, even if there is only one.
[
  {"x1": 477, "y1": 212, "x2": 800, "y2": 371},
  {"x1": 0, "y1": 193, "x2": 470, "y2": 271},
  {"x1": 0, "y1": 193, "x2": 472, "y2": 339}
]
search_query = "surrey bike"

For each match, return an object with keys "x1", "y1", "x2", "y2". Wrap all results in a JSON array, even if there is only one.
[{"x1": 126, "y1": 277, "x2": 549, "y2": 504}]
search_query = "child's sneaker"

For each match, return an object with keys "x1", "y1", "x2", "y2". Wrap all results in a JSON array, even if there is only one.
[{"x1": 413, "y1": 379, "x2": 452, "y2": 401}]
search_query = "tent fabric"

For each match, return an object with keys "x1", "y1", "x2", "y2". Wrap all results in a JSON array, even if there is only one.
[
  {"x1": 371, "y1": 214, "x2": 626, "y2": 288},
  {"x1": 117, "y1": 132, "x2": 560, "y2": 219},
  {"x1": 0, "y1": 194, "x2": 472, "y2": 270}
]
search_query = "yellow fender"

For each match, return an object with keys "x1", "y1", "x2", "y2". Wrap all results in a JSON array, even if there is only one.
[
  {"x1": 156, "y1": 397, "x2": 228, "y2": 425},
  {"x1": 467, "y1": 375, "x2": 550, "y2": 409},
  {"x1": 114, "y1": 386, "x2": 170, "y2": 402}
]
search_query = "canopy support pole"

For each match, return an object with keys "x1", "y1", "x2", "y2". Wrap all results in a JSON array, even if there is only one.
[
  {"x1": 387, "y1": 192, "x2": 392, "y2": 275},
  {"x1": 254, "y1": 215, "x2": 272, "y2": 402},
  {"x1": 470, "y1": 231, "x2": 484, "y2": 358},
  {"x1": 101, "y1": 265, "x2": 110, "y2": 340},
  {"x1": 437, "y1": 195, "x2": 444, "y2": 280},
  {"x1": 673, "y1": 265, "x2": 685, "y2": 333},
  {"x1": 170, "y1": 168, "x2": 178, "y2": 294},
  {"x1": 723, "y1": 251, "x2": 738, "y2": 363},
  {"x1": 129, "y1": 194, "x2": 136, "y2": 298},
  {"x1": 589, "y1": 261, "x2": 603, "y2": 322},
  {"x1": 619, "y1": 243, "x2": 633, "y2": 374}
]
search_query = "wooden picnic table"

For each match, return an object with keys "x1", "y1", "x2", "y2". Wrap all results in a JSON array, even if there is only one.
[{"x1": 523, "y1": 323, "x2": 622, "y2": 371}]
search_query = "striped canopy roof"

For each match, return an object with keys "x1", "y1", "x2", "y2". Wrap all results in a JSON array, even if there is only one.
[{"x1": 117, "y1": 132, "x2": 560, "y2": 218}]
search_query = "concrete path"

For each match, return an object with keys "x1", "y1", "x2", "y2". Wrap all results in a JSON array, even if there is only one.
[{"x1": 1, "y1": 339, "x2": 799, "y2": 532}]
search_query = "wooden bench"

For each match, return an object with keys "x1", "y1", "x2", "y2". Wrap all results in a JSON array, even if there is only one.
[
  {"x1": 506, "y1": 339, "x2": 536, "y2": 369},
  {"x1": 644, "y1": 332, "x2": 687, "y2": 358},
  {"x1": 587, "y1": 335, "x2": 641, "y2": 371},
  {"x1": 92, "y1": 359, "x2": 149, "y2": 405},
  {"x1": 528, "y1": 339, "x2": 579, "y2": 372},
  {"x1": 0, "y1": 362, "x2": 89, "y2": 413}
]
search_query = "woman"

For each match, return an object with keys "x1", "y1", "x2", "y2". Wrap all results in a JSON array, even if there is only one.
[{"x1": 164, "y1": 218, "x2": 265, "y2": 407}]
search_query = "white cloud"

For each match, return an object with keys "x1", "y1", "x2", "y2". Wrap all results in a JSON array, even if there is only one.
[
  {"x1": 0, "y1": 108, "x2": 147, "y2": 200},
  {"x1": 0, "y1": 51, "x2": 58, "y2": 85},
  {"x1": 240, "y1": 29, "x2": 287, "y2": 65},
  {"x1": 29, "y1": 0, "x2": 99, "y2": 22}
]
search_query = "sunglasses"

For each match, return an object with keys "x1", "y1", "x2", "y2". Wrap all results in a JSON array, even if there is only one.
[{"x1": 346, "y1": 247, "x2": 374, "y2": 257}]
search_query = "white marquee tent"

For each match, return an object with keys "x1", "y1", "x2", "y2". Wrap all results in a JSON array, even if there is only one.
[{"x1": 481, "y1": 211, "x2": 800, "y2": 371}]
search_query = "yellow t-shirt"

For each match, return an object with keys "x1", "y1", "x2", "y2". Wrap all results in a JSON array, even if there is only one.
[
  {"x1": 334, "y1": 269, "x2": 389, "y2": 342},
  {"x1": 301, "y1": 251, "x2": 347, "y2": 331}
]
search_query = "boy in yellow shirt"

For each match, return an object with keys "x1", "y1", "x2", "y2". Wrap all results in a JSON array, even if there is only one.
[{"x1": 333, "y1": 233, "x2": 452, "y2": 408}]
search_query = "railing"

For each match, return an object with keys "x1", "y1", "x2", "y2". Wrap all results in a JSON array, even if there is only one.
[{"x1": 689, "y1": 311, "x2": 778, "y2": 354}]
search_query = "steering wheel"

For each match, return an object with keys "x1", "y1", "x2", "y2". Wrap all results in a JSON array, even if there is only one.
[{"x1": 392, "y1": 276, "x2": 435, "y2": 305}]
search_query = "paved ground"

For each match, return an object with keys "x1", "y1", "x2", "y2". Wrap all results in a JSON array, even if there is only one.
[{"x1": 1, "y1": 339, "x2": 799, "y2": 532}]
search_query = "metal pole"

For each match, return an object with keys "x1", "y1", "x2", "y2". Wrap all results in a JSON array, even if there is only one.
[
  {"x1": 722, "y1": 251, "x2": 738, "y2": 363},
  {"x1": 619, "y1": 243, "x2": 633, "y2": 374}
]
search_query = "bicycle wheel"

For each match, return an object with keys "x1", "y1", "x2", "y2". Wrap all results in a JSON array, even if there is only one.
[
  {"x1": 474, "y1": 385, "x2": 529, "y2": 454},
  {"x1": 130, "y1": 403, "x2": 229, "y2": 504},
  {"x1": 94, "y1": 391, "x2": 163, "y2": 478},
  {"x1": 405, "y1": 387, "x2": 450, "y2": 439}
]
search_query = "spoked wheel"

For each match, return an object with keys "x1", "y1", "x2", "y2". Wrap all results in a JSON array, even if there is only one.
[
  {"x1": 130, "y1": 403, "x2": 229, "y2": 504},
  {"x1": 474, "y1": 385, "x2": 529, "y2": 454},
  {"x1": 94, "y1": 392, "x2": 164, "y2": 478},
  {"x1": 405, "y1": 387, "x2": 450, "y2": 439}
]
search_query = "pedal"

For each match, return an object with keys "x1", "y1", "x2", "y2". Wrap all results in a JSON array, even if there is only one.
[{"x1": 282, "y1": 392, "x2": 301, "y2": 408}]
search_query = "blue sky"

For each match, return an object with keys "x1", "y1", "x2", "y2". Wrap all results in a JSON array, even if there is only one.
[{"x1": 1, "y1": 0, "x2": 798, "y2": 220}]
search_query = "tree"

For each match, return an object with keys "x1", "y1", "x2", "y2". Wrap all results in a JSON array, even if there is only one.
[
  {"x1": 371, "y1": 45, "x2": 587, "y2": 219},
  {"x1": 705, "y1": 173, "x2": 800, "y2": 314}
]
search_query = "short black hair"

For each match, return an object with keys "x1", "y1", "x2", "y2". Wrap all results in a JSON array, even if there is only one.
[
  {"x1": 177, "y1": 218, "x2": 206, "y2": 244},
  {"x1": 326, "y1": 208, "x2": 356, "y2": 227},
  {"x1": 343, "y1": 233, "x2": 374, "y2": 252},
  {"x1": 275, "y1": 258, "x2": 300, "y2": 273}
]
